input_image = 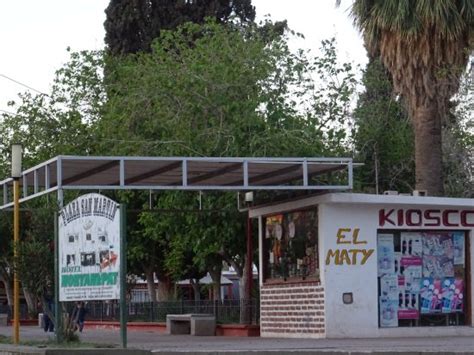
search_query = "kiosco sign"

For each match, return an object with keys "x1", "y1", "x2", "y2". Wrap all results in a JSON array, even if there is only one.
[
  {"x1": 379, "y1": 209, "x2": 474, "y2": 227},
  {"x1": 59, "y1": 193, "x2": 121, "y2": 301}
]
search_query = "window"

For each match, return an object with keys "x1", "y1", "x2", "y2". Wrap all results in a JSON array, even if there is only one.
[
  {"x1": 66, "y1": 254, "x2": 76, "y2": 266},
  {"x1": 81, "y1": 252, "x2": 96, "y2": 267},
  {"x1": 378, "y1": 231, "x2": 467, "y2": 327},
  {"x1": 264, "y1": 209, "x2": 319, "y2": 282},
  {"x1": 86, "y1": 233, "x2": 92, "y2": 241},
  {"x1": 68, "y1": 235, "x2": 75, "y2": 243}
]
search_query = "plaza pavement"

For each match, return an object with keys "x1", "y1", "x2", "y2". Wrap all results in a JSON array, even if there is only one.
[{"x1": 0, "y1": 325, "x2": 474, "y2": 354}]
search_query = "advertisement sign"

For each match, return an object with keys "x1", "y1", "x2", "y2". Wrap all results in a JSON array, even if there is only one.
[
  {"x1": 378, "y1": 234, "x2": 394, "y2": 276},
  {"x1": 59, "y1": 193, "x2": 120, "y2": 301},
  {"x1": 422, "y1": 232, "x2": 454, "y2": 278},
  {"x1": 441, "y1": 278, "x2": 464, "y2": 313},
  {"x1": 453, "y1": 232, "x2": 465, "y2": 266},
  {"x1": 379, "y1": 296, "x2": 398, "y2": 327},
  {"x1": 420, "y1": 278, "x2": 442, "y2": 314}
]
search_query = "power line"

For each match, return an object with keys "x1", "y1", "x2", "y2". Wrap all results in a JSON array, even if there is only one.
[{"x1": 0, "y1": 73, "x2": 49, "y2": 96}]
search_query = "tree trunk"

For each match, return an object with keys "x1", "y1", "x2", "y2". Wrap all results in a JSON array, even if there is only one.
[
  {"x1": 23, "y1": 287, "x2": 37, "y2": 317},
  {"x1": 190, "y1": 279, "x2": 201, "y2": 301},
  {"x1": 239, "y1": 257, "x2": 251, "y2": 324},
  {"x1": 209, "y1": 268, "x2": 222, "y2": 301},
  {"x1": 239, "y1": 259, "x2": 248, "y2": 301},
  {"x1": 414, "y1": 104, "x2": 444, "y2": 196},
  {"x1": 157, "y1": 276, "x2": 173, "y2": 301},
  {"x1": 144, "y1": 269, "x2": 157, "y2": 302}
]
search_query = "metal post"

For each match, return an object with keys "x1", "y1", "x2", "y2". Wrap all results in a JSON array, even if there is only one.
[
  {"x1": 245, "y1": 212, "x2": 253, "y2": 324},
  {"x1": 54, "y1": 212, "x2": 62, "y2": 343},
  {"x1": 13, "y1": 179, "x2": 20, "y2": 344},
  {"x1": 119, "y1": 204, "x2": 127, "y2": 348}
]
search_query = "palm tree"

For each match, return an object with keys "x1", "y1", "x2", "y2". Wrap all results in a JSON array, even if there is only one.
[{"x1": 349, "y1": 0, "x2": 474, "y2": 196}]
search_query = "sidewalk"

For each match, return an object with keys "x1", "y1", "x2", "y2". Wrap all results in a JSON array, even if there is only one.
[{"x1": 1, "y1": 325, "x2": 474, "y2": 354}]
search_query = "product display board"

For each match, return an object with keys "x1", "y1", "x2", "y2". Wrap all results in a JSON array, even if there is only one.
[
  {"x1": 378, "y1": 231, "x2": 466, "y2": 327},
  {"x1": 59, "y1": 193, "x2": 121, "y2": 301},
  {"x1": 264, "y1": 209, "x2": 318, "y2": 281}
]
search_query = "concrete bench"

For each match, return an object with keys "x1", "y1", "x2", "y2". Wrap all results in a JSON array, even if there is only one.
[{"x1": 166, "y1": 314, "x2": 216, "y2": 336}]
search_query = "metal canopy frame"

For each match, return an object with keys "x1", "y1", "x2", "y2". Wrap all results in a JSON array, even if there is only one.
[{"x1": 0, "y1": 155, "x2": 353, "y2": 209}]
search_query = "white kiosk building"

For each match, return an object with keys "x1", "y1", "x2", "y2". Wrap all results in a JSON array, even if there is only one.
[{"x1": 250, "y1": 193, "x2": 474, "y2": 338}]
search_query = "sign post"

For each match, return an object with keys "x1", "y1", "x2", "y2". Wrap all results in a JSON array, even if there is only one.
[
  {"x1": 58, "y1": 193, "x2": 124, "y2": 343},
  {"x1": 120, "y1": 204, "x2": 127, "y2": 348},
  {"x1": 54, "y1": 212, "x2": 63, "y2": 343}
]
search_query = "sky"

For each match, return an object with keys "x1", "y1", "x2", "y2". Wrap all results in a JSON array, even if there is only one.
[{"x1": 0, "y1": 0, "x2": 367, "y2": 114}]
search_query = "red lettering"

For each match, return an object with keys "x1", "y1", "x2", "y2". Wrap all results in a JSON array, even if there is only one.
[
  {"x1": 406, "y1": 209, "x2": 422, "y2": 226},
  {"x1": 379, "y1": 209, "x2": 395, "y2": 226},
  {"x1": 397, "y1": 209, "x2": 404, "y2": 226},
  {"x1": 378, "y1": 208, "x2": 473, "y2": 228},
  {"x1": 424, "y1": 210, "x2": 441, "y2": 226},
  {"x1": 461, "y1": 211, "x2": 474, "y2": 227},
  {"x1": 442, "y1": 210, "x2": 459, "y2": 227}
]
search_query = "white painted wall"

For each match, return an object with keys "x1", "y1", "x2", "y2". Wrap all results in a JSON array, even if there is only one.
[{"x1": 320, "y1": 203, "x2": 380, "y2": 337}]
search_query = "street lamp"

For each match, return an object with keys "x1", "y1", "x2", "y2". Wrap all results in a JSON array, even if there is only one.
[{"x1": 11, "y1": 144, "x2": 22, "y2": 345}]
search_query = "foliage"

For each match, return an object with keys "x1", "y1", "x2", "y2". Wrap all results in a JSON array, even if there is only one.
[
  {"x1": 104, "y1": 0, "x2": 255, "y2": 55},
  {"x1": 353, "y1": 58, "x2": 415, "y2": 193},
  {"x1": 100, "y1": 21, "x2": 356, "y2": 158},
  {"x1": 98, "y1": 20, "x2": 357, "y2": 294},
  {"x1": 444, "y1": 67, "x2": 474, "y2": 197},
  {"x1": 15, "y1": 208, "x2": 55, "y2": 300}
]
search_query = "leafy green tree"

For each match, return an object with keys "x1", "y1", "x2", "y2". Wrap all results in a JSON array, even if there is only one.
[
  {"x1": 353, "y1": 58, "x2": 415, "y2": 193},
  {"x1": 100, "y1": 20, "x2": 357, "y2": 301},
  {"x1": 444, "y1": 67, "x2": 474, "y2": 197},
  {"x1": 350, "y1": 0, "x2": 474, "y2": 196}
]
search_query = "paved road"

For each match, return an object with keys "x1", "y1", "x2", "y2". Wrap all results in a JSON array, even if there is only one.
[{"x1": 1, "y1": 325, "x2": 474, "y2": 353}]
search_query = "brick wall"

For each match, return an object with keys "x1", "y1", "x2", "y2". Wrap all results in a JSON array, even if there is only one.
[{"x1": 260, "y1": 282, "x2": 325, "y2": 338}]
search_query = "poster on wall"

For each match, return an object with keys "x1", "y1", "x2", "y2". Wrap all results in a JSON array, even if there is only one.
[
  {"x1": 397, "y1": 257, "x2": 421, "y2": 319},
  {"x1": 420, "y1": 278, "x2": 442, "y2": 314},
  {"x1": 380, "y1": 275, "x2": 398, "y2": 300},
  {"x1": 59, "y1": 193, "x2": 121, "y2": 301},
  {"x1": 441, "y1": 278, "x2": 464, "y2": 313},
  {"x1": 380, "y1": 296, "x2": 398, "y2": 327},
  {"x1": 400, "y1": 232, "x2": 422, "y2": 257},
  {"x1": 453, "y1": 232, "x2": 465, "y2": 266},
  {"x1": 378, "y1": 234, "x2": 395, "y2": 276},
  {"x1": 423, "y1": 233, "x2": 454, "y2": 278}
]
